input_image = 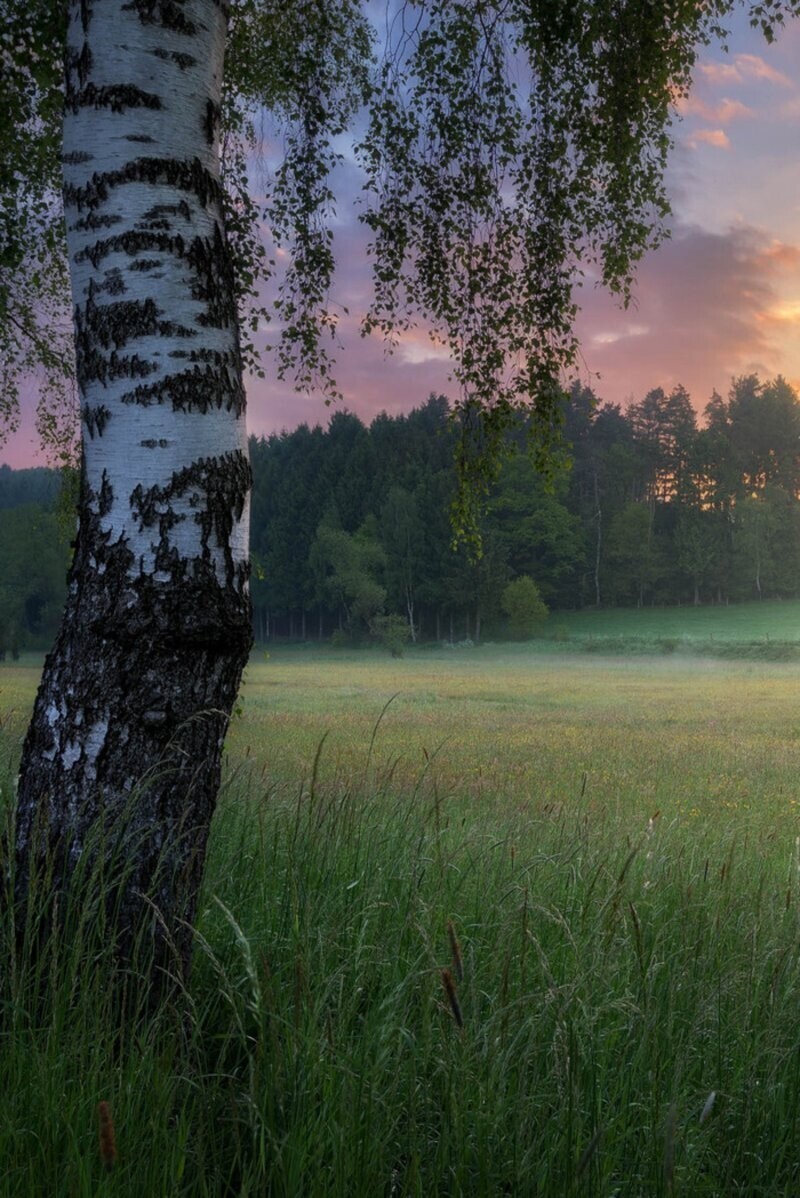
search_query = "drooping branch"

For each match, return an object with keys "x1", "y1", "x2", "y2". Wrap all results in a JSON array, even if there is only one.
[{"x1": 359, "y1": 0, "x2": 730, "y2": 539}]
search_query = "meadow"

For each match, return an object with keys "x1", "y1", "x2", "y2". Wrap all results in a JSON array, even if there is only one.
[
  {"x1": 3, "y1": 620, "x2": 800, "y2": 1194},
  {"x1": 551, "y1": 597, "x2": 800, "y2": 643}
]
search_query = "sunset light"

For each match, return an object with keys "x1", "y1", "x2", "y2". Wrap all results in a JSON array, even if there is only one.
[{"x1": 4, "y1": 12, "x2": 800, "y2": 463}]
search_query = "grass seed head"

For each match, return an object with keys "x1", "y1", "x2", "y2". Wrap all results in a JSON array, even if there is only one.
[
  {"x1": 441, "y1": 967, "x2": 464, "y2": 1029},
  {"x1": 97, "y1": 1101, "x2": 117, "y2": 1172},
  {"x1": 446, "y1": 919, "x2": 464, "y2": 982}
]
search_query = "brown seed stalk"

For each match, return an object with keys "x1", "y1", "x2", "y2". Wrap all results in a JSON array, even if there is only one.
[
  {"x1": 576, "y1": 1124, "x2": 603, "y2": 1178},
  {"x1": 97, "y1": 1101, "x2": 117, "y2": 1172},
  {"x1": 446, "y1": 919, "x2": 464, "y2": 982},
  {"x1": 441, "y1": 968, "x2": 464, "y2": 1029}
]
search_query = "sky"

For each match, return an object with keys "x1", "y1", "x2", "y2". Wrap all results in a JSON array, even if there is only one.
[{"x1": 5, "y1": 10, "x2": 800, "y2": 467}]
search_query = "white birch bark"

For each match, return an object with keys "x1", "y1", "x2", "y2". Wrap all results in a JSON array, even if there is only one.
[{"x1": 14, "y1": 0, "x2": 252, "y2": 988}]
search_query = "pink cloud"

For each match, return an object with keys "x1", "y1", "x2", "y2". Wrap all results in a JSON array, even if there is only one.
[
  {"x1": 249, "y1": 222, "x2": 800, "y2": 440},
  {"x1": 687, "y1": 129, "x2": 731, "y2": 150},
  {"x1": 698, "y1": 53, "x2": 793, "y2": 89},
  {"x1": 246, "y1": 312, "x2": 456, "y2": 441},
  {"x1": 696, "y1": 61, "x2": 741, "y2": 86},
  {"x1": 676, "y1": 95, "x2": 752, "y2": 123},
  {"x1": 9, "y1": 223, "x2": 800, "y2": 461},
  {"x1": 735, "y1": 53, "x2": 793, "y2": 88}
]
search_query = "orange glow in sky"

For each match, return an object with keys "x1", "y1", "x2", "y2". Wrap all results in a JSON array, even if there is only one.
[{"x1": 5, "y1": 13, "x2": 800, "y2": 466}]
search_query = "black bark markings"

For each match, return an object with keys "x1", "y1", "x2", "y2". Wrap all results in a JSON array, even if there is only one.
[
  {"x1": 100, "y1": 268, "x2": 126, "y2": 295},
  {"x1": 68, "y1": 38, "x2": 93, "y2": 87},
  {"x1": 130, "y1": 449, "x2": 252, "y2": 589},
  {"x1": 74, "y1": 291, "x2": 195, "y2": 389},
  {"x1": 76, "y1": 229, "x2": 188, "y2": 271},
  {"x1": 83, "y1": 403, "x2": 111, "y2": 438},
  {"x1": 62, "y1": 150, "x2": 93, "y2": 165},
  {"x1": 203, "y1": 99, "x2": 221, "y2": 146},
  {"x1": 129, "y1": 258, "x2": 165, "y2": 272},
  {"x1": 120, "y1": 361, "x2": 245, "y2": 416},
  {"x1": 152, "y1": 47, "x2": 196, "y2": 69},
  {"x1": 78, "y1": 293, "x2": 158, "y2": 349},
  {"x1": 67, "y1": 159, "x2": 234, "y2": 394},
  {"x1": 64, "y1": 157, "x2": 224, "y2": 214},
  {"x1": 20, "y1": 0, "x2": 248, "y2": 999},
  {"x1": 144, "y1": 200, "x2": 192, "y2": 224},
  {"x1": 98, "y1": 469, "x2": 114, "y2": 516},
  {"x1": 67, "y1": 84, "x2": 162, "y2": 114},
  {"x1": 76, "y1": 225, "x2": 236, "y2": 331},
  {"x1": 186, "y1": 347, "x2": 239, "y2": 366},
  {"x1": 85, "y1": 346, "x2": 159, "y2": 387},
  {"x1": 123, "y1": 0, "x2": 198, "y2": 36},
  {"x1": 78, "y1": 0, "x2": 93, "y2": 38},
  {"x1": 14, "y1": 455, "x2": 250, "y2": 984},
  {"x1": 187, "y1": 225, "x2": 238, "y2": 328},
  {"x1": 73, "y1": 212, "x2": 123, "y2": 232}
]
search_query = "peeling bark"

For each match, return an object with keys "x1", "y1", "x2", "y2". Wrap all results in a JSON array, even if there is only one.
[{"x1": 13, "y1": 0, "x2": 250, "y2": 994}]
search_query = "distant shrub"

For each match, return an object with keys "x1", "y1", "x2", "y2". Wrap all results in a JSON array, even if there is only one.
[
  {"x1": 370, "y1": 614, "x2": 412, "y2": 657},
  {"x1": 501, "y1": 576, "x2": 548, "y2": 639},
  {"x1": 552, "y1": 623, "x2": 570, "y2": 642},
  {"x1": 573, "y1": 634, "x2": 800, "y2": 662},
  {"x1": 330, "y1": 629, "x2": 349, "y2": 649}
]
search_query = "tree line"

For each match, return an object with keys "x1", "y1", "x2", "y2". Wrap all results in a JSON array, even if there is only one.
[
  {"x1": 0, "y1": 466, "x2": 69, "y2": 657},
  {"x1": 252, "y1": 373, "x2": 800, "y2": 642},
  {"x1": 3, "y1": 371, "x2": 799, "y2": 656}
]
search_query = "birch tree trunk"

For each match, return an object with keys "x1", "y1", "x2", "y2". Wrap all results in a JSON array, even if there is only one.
[{"x1": 13, "y1": 0, "x2": 251, "y2": 986}]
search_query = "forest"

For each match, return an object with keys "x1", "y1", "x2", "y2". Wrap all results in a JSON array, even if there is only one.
[
  {"x1": 249, "y1": 374, "x2": 800, "y2": 643},
  {"x1": 4, "y1": 370, "x2": 800, "y2": 655}
]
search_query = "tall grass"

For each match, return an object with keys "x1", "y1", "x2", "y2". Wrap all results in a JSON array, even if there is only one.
[{"x1": 3, "y1": 721, "x2": 800, "y2": 1195}]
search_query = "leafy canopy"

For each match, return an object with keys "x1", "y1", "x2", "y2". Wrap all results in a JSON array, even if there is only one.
[
  {"x1": 0, "y1": 0, "x2": 76, "y2": 464},
  {"x1": 2, "y1": 0, "x2": 800, "y2": 524}
]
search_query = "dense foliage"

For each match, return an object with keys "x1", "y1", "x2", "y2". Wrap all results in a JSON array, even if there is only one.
[
  {"x1": 0, "y1": 465, "x2": 68, "y2": 656},
  {"x1": 6, "y1": 370, "x2": 800, "y2": 651},
  {"x1": 0, "y1": 508, "x2": 68, "y2": 658},
  {"x1": 251, "y1": 372, "x2": 800, "y2": 640},
  {"x1": 6, "y1": 1, "x2": 800, "y2": 522}
]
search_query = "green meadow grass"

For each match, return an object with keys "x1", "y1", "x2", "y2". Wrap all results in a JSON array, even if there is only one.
[
  {"x1": 551, "y1": 597, "x2": 800, "y2": 651},
  {"x1": 3, "y1": 633, "x2": 800, "y2": 1193}
]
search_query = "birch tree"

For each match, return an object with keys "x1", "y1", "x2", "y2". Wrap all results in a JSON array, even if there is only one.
[
  {"x1": 5, "y1": 0, "x2": 800, "y2": 991},
  {"x1": 13, "y1": 0, "x2": 251, "y2": 980}
]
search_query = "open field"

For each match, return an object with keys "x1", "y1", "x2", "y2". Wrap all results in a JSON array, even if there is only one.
[
  {"x1": 6, "y1": 642, "x2": 800, "y2": 829},
  {"x1": 221, "y1": 646, "x2": 800, "y2": 843},
  {"x1": 4, "y1": 640, "x2": 800, "y2": 1193}
]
